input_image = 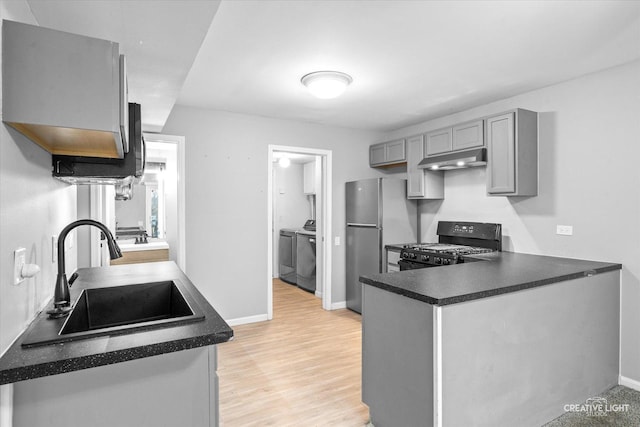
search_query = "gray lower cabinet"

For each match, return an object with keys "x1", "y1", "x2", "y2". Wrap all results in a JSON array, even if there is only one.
[
  {"x1": 13, "y1": 346, "x2": 219, "y2": 427},
  {"x1": 406, "y1": 134, "x2": 443, "y2": 199},
  {"x1": 486, "y1": 109, "x2": 537, "y2": 196},
  {"x1": 362, "y1": 270, "x2": 619, "y2": 426},
  {"x1": 362, "y1": 285, "x2": 435, "y2": 427},
  {"x1": 369, "y1": 139, "x2": 406, "y2": 167}
]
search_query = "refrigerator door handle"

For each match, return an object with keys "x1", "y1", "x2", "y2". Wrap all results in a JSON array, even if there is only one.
[{"x1": 346, "y1": 223, "x2": 379, "y2": 228}]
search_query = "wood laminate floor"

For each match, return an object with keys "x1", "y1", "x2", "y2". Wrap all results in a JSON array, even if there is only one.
[{"x1": 217, "y1": 279, "x2": 369, "y2": 426}]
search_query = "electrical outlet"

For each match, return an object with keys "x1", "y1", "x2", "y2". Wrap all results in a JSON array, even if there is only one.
[
  {"x1": 556, "y1": 225, "x2": 573, "y2": 236},
  {"x1": 13, "y1": 248, "x2": 26, "y2": 285},
  {"x1": 334, "y1": 236, "x2": 341, "y2": 246}
]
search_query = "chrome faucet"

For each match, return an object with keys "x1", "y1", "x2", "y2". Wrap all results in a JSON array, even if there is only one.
[{"x1": 47, "y1": 219, "x2": 122, "y2": 318}]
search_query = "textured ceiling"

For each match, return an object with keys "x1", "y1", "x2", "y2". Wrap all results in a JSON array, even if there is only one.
[{"x1": 178, "y1": 0, "x2": 640, "y2": 131}]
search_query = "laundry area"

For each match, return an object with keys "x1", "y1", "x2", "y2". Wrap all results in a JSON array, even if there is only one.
[{"x1": 273, "y1": 153, "x2": 320, "y2": 296}]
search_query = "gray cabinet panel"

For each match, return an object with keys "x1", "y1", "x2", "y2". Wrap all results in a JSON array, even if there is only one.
[
  {"x1": 369, "y1": 139, "x2": 406, "y2": 167},
  {"x1": 369, "y1": 143, "x2": 386, "y2": 166},
  {"x1": 425, "y1": 128, "x2": 452, "y2": 155},
  {"x1": 487, "y1": 113, "x2": 516, "y2": 193},
  {"x1": 362, "y1": 285, "x2": 434, "y2": 427},
  {"x1": 406, "y1": 134, "x2": 444, "y2": 200},
  {"x1": 487, "y1": 109, "x2": 537, "y2": 196},
  {"x1": 452, "y1": 120, "x2": 484, "y2": 151},
  {"x1": 406, "y1": 135, "x2": 425, "y2": 198},
  {"x1": 386, "y1": 139, "x2": 406, "y2": 163}
]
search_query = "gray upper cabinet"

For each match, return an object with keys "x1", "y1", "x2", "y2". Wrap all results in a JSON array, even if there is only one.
[
  {"x1": 452, "y1": 120, "x2": 484, "y2": 151},
  {"x1": 426, "y1": 120, "x2": 484, "y2": 157},
  {"x1": 369, "y1": 139, "x2": 406, "y2": 167},
  {"x1": 2, "y1": 20, "x2": 128, "y2": 159},
  {"x1": 425, "y1": 128, "x2": 452, "y2": 155},
  {"x1": 406, "y1": 135, "x2": 443, "y2": 199},
  {"x1": 486, "y1": 109, "x2": 537, "y2": 196}
]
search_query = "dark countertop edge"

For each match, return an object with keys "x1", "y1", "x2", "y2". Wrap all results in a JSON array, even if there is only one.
[
  {"x1": 0, "y1": 331, "x2": 233, "y2": 385},
  {"x1": 0, "y1": 262, "x2": 234, "y2": 385},
  {"x1": 360, "y1": 263, "x2": 622, "y2": 307}
]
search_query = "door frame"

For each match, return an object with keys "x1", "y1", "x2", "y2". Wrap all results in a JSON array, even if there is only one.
[
  {"x1": 89, "y1": 133, "x2": 186, "y2": 271},
  {"x1": 267, "y1": 145, "x2": 333, "y2": 318},
  {"x1": 143, "y1": 134, "x2": 186, "y2": 271}
]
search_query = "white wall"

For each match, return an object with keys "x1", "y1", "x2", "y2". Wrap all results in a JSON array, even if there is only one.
[
  {"x1": 162, "y1": 106, "x2": 384, "y2": 321},
  {"x1": 381, "y1": 60, "x2": 640, "y2": 384},
  {"x1": 0, "y1": 0, "x2": 78, "y2": 358},
  {"x1": 272, "y1": 162, "x2": 311, "y2": 277},
  {"x1": 1, "y1": 4, "x2": 79, "y2": 425}
]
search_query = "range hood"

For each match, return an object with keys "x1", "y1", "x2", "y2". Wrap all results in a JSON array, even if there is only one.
[
  {"x1": 418, "y1": 148, "x2": 487, "y2": 171},
  {"x1": 52, "y1": 103, "x2": 145, "y2": 185}
]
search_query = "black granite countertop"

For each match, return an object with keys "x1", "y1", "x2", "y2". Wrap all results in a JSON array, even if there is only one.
[
  {"x1": 0, "y1": 261, "x2": 233, "y2": 385},
  {"x1": 360, "y1": 252, "x2": 621, "y2": 306}
]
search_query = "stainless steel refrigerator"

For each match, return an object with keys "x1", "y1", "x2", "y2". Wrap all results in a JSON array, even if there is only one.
[{"x1": 346, "y1": 178, "x2": 417, "y2": 313}]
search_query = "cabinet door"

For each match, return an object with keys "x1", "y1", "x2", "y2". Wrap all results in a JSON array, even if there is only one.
[
  {"x1": 406, "y1": 135, "x2": 425, "y2": 198},
  {"x1": 385, "y1": 139, "x2": 406, "y2": 163},
  {"x1": 486, "y1": 113, "x2": 516, "y2": 194},
  {"x1": 452, "y1": 120, "x2": 483, "y2": 151},
  {"x1": 370, "y1": 143, "x2": 386, "y2": 166},
  {"x1": 425, "y1": 128, "x2": 452, "y2": 155}
]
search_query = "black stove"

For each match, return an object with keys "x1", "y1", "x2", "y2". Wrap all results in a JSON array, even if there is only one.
[{"x1": 399, "y1": 222, "x2": 502, "y2": 271}]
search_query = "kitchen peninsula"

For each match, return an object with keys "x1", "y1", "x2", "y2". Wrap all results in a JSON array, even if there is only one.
[
  {"x1": 0, "y1": 261, "x2": 233, "y2": 427},
  {"x1": 360, "y1": 252, "x2": 621, "y2": 427}
]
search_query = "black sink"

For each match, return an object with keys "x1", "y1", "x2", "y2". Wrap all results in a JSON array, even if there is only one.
[{"x1": 22, "y1": 280, "x2": 204, "y2": 347}]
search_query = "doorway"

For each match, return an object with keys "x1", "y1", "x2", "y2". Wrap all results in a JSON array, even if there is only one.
[
  {"x1": 267, "y1": 145, "x2": 332, "y2": 318},
  {"x1": 85, "y1": 134, "x2": 186, "y2": 271}
]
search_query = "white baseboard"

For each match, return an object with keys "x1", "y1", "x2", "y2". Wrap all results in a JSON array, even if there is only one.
[
  {"x1": 619, "y1": 375, "x2": 640, "y2": 392},
  {"x1": 331, "y1": 301, "x2": 347, "y2": 310},
  {"x1": 226, "y1": 314, "x2": 269, "y2": 326}
]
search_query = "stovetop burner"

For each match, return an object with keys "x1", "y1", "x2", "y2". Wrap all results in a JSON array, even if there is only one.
[
  {"x1": 398, "y1": 221, "x2": 502, "y2": 269},
  {"x1": 403, "y1": 243, "x2": 494, "y2": 256}
]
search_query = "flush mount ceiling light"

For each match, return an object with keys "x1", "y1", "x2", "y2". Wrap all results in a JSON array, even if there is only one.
[{"x1": 301, "y1": 71, "x2": 353, "y2": 99}]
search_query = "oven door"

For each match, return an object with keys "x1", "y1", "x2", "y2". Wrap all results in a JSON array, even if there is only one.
[{"x1": 399, "y1": 259, "x2": 437, "y2": 271}]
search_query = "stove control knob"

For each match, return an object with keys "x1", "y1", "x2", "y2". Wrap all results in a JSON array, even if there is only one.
[
  {"x1": 435, "y1": 257, "x2": 441, "y2": 264},
  {"x1": 443, "y1": 259, "x2": 450, "y2": 265}
]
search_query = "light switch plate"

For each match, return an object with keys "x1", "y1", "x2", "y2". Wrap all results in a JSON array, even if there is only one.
[
  {"x1": 556, "y1": 225, "x2": 573, "y2": 236},
  {"x1": 13, "y1": 248, "x2": 26, "y2": 285}
]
